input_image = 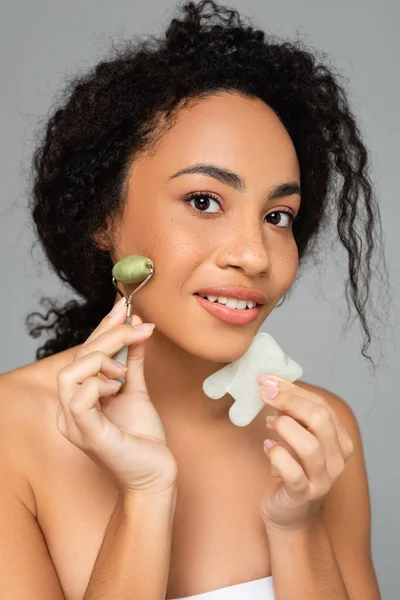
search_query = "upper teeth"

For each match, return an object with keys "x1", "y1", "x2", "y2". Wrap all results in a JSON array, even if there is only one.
[{"x1": 198, "y1": 294, "x2": 257, "y2": 310}]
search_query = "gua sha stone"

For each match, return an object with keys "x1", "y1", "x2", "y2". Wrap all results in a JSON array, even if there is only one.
[{"x1": 202, "y1": 332, "x2": 303, "y2": 427}]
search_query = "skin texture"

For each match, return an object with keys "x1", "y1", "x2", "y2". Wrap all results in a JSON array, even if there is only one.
[{"x1": 109, "y1": 91, "x2": 300, "y2": 430}]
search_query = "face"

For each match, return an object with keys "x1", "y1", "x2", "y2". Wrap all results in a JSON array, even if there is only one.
[{"x1": 111, "y1": 92, "x2": 300, "y2": 364}]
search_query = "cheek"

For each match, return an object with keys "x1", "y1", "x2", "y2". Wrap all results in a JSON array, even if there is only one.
[
  {"x1": 288, "y1": 242, "x2": 299, "y2": 276},
  {"x1": 274, "y1": 239, "x2": 299, "y2": 290},
  {"x1": 118, "y1": 223, "x2": 202, "y2": 319}
]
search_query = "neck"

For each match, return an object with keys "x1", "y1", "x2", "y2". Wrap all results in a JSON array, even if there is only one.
[{"x1": 143, "y1": 328, "x2": 233, "y2": 428}]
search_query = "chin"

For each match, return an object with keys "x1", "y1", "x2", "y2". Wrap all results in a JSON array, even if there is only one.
[{"x1": 179, "y1": 330, "x2": 257, "y2": 364}]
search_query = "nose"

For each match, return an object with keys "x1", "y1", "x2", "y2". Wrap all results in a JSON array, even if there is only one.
[{"x1": 215, "y1": 214, "x2": 270, "y2": 277}]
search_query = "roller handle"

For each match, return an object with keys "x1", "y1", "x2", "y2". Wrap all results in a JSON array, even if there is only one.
[{"x1": 111, "y1": 314, "x2": 131, "y2": 390}]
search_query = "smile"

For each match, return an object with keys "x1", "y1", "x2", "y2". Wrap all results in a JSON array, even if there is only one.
[{"x1": 194, "y1": 294, "x2": 262, "y2": 325}]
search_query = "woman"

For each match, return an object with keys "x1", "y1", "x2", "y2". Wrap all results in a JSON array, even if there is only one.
[{"x1": 0, "y1": 1, "x2": 388, "y2": 598}]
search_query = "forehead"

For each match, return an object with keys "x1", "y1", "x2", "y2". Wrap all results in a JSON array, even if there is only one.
[{"x1": 140, "y1": 92, "x2": 299, "y2": 183}]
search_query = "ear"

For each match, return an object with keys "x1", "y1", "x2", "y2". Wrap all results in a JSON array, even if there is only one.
[
  {"x1": 91, "y1": 212, "x2": 118, "y2": 252},
  {"x1": 91, "y1": 227, "x2": 111, "y2": 252}
]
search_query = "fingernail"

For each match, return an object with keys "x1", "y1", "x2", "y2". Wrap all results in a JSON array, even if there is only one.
[
  {"x1": 257, "y1": 374, "x2": 279, "y2": 387},
  {"x1": 108, "y1": 297, "x2": 126, "y2": 317},
  {"x1": 112, "y1": 359, "x2": 128, "y2": 371},
  {"x1": 133, "y1": 323, "x2": 155, "y2": 331},
  {"x1": 107, "y1": 378, "x2": 122, "y2": 388},
  {"x1": 264, "y1": 439, "x2": 277, "y2": 449},
  {"x1": 258, "y1": 379, "x2": 279, "y2": 400}
]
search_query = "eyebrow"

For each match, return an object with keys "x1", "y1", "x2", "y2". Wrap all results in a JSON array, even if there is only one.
[{"x1": 168, "y1": 163, "x2": 301, "y2": 200}]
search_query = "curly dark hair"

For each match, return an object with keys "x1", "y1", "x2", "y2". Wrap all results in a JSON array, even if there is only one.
[{"x1": 26, "y1": 0, "x2": 392, "y2": 374}]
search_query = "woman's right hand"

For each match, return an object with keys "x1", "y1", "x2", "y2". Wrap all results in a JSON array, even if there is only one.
[{"x1": 56, "y1": 298, "x2": 178, "y2": 495}]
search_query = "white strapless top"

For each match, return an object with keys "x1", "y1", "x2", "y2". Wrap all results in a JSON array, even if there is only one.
[{"x1": 169, "y1": 576, "x2": 274, "y2": 600}]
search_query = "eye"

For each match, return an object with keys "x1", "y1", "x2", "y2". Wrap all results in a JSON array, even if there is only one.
[
  {"x1": 266, "y1": 209, "x2": 296, "y2": 228},
  {"x1": 183, "y1": 192, "x2": 297, "y2": 229},
  {"x1": 183, "y1": 191, "x2": 221, "y2": 213}
]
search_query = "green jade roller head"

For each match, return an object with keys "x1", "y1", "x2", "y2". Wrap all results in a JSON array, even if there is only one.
[{"x1": 111, "y1": 255, "x2": 154, "y2": 389}]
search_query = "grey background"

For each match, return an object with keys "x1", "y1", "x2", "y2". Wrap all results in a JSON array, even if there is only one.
[{"x1": 0, "y1": 0, "x2": 398, "y2": 597}]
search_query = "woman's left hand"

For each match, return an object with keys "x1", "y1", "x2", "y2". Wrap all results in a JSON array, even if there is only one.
[{"x1": 256, "y1": 375, "x2": 354, "y2": 532}]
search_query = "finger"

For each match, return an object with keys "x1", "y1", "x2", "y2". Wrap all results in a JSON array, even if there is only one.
[
  {"x1": 267, "y1": 414, "x2": 338, "y2": 485},
  {"x1": 263, "y1": 442, "x2": 309, "y2": 501},
  {"x1": 264, "y1": 392, "x2": 347, "y2": 477},
  {"x1": 57, "y1": 376, "x2": 121, "y2": 443},
  {"x1": 75, "y1": 323, "x2": 153, "y2": 363},
  {"x1": 82, "y1": 297, "x2": 128, "y2": 347},
  {"x1": 68, "y1": 376, "x2": 120, "y2": 440},
  {"x1": 259, "y1": 383, "x2": 350, "y2": 459},
  {"x1": 123, "y1": 323, "x2": 155, "y2": 395},
  {"x1": 258, "y1": 376, "x2": 350, "y2": 449},
  {"x1": 57, "y1": 351, "x2": 126, "y2": 437},
  {"x1": 57, "y1": 351, "x2": 127, "y2": 407},
  {"x1": 68, "y1": 351, "x2": 128, "y2": 384},
  {"x1": 267, "y1": 395, "x2": 345, "y2": 471}
]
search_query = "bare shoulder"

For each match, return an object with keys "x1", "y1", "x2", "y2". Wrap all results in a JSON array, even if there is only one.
[
  {"x1": 0, "y1": 360, "x2": 73, "y2": 598},
  {"x1": 0, "y1": 355, "x2": 61, "y2": 425},
  {"x1": 0, "y1": 369, "x2": 41, "y2": 517},
  {"x1": 0, "y1": 362, "x2": 48, "y2": 434},
  {"x1": 0, "y1": 351, "x2": 73, "y2": 517}
]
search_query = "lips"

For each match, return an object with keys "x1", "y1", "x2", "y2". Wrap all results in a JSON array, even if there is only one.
[
  {"x1": 194, "y1": 294, "x2": 262, "y2": 325},
  {"x1": 194, "y1": 286, "x2": 266, "y2": 306}
]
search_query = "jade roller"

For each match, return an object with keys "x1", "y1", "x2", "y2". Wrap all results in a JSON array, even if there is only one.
[{"x1": 111, "y1": 255, "x2": 154, "y2": 388}]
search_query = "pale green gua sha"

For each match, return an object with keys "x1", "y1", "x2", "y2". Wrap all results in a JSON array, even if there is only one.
[
  {"x1": 203, "y1": 332, "x2": 303, "y2": 427},
  {"x1": 111, "y1": 255, "x2": 154, "y2": 389}
]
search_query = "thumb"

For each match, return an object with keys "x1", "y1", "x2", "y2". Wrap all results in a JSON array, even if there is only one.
[{"x1": 123, "y1": 313, "x2": 154, "y2": 395}]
